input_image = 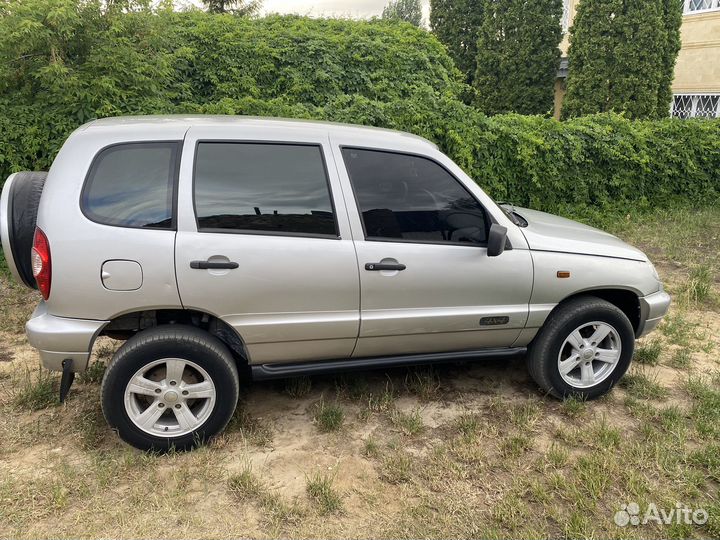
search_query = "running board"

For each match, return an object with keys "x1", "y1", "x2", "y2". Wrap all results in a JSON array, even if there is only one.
[{"x1": 250, "y1": 347, "x2": 527, "y2": 381}]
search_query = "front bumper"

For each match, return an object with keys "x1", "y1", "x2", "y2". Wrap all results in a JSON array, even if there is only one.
[
  {"x1": 25, "y1": 302, "x2": 108, "y2": 372},
  {"x1": 636, "y1": 289, "x2": 671, "y2": 338}
]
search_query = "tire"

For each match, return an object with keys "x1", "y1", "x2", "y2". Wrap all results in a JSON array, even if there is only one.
[
  {"x1": 7, "y1": 171, "x2": 47, "y2": 288},
  {"x1": 101, "y1": 325, "x2": 240, "y2": 452},
  {"x1": 526, "y1": 296, "x2": 634, "y2": 400}
]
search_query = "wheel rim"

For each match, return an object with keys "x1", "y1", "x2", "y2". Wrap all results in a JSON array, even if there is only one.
[
  {"x1": 124, "y1": 358, "x2": 216, "y2": 438},
  {"x1": 557, "y1": 321, "x2": 622, "y2": 389}
]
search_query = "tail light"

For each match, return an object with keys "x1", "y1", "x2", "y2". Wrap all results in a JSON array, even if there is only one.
[{"x1": 31, "y1": 227, "x2": 51, "y2": 300}]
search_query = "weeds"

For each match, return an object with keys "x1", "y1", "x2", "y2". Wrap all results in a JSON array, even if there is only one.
[
  {"x1": 283, "y1": 376, "x2": 311, "y2": 398},
  {"x1": 404, "y1": 367, "x2": 440, "y2": 401},
  {"x1": 680, "y1": 265, "x2": 714, "y2": 305},
  {"x1": 389, "y1": 407, "x2": 424, "y2": 436},
  {"x1": 620, "y1": 370, "x2": 668, "y2": 400},
  {"x1": 305, "y1": 471, "x2": 343, "y2": 514},
  {"x1": 381, "y1": 451, "x2": 413, "y2": 484},
  {"x1": 227, "y1": 406, "x2": 273, "y2": 446},
  {"x1": 668, "y1": 348, "x2": 692, "y2": 369},
  {"x1": 560, "y1": 395, "x2": 587, "y2": 417},
  {"x1": 313, "y1": 399, "x2": 344, "y2": 432},
  {"x1": 13, "y1": 369, "x2": 57, "y2": 410},
  {"x1": 78, "y1": 361, "x2": 106, "y2": 384},
  {"x1": 634, "y1": 339, "x2": 663, "y2": 365}
]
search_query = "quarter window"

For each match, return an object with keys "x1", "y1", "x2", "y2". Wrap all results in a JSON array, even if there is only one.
[
  {"x1": 82, "y1": 142, "x2": 179, "y2": 229},
  {"x1": 194, "y1": 143, "x2": 338, "y2": 237},
  {"x1": 342, "y1": 148, "x2": 489, "y2": 245}
]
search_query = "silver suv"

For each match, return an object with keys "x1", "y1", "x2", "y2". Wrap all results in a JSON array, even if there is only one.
[{"x1": 1, "y1": 116, "x2": 670, "y2": 451}]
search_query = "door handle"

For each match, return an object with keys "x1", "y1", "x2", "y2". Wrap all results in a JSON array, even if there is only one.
[
  {"x1": 365, "y1": 262, "x2": 406, "y2": 271},
  {"x1": 190, "y1": 260, "x2": 239, "y2": 270}
]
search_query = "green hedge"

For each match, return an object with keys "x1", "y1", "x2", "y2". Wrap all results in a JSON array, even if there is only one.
[{"x1": 1, "y1": 3, "x2": 718, "y2": 217}]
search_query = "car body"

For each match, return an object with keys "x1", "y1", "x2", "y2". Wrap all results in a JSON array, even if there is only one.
[{"x1": 0, "y1": 116, "x2": 670, "y2": 450}]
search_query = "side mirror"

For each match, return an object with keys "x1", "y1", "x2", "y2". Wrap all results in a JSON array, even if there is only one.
[{"x1": 487, "y1": 224, "x2": 507, "y2": 257}]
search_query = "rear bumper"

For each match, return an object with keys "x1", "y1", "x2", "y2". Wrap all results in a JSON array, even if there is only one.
[
  {"x1": 25, "y1": 302, "x2": 108, "y2": 372},
  {"x1": 636, "y1": 289, "x2": 671, "y2": 338}
]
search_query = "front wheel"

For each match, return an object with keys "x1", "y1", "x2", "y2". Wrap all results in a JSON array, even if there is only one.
[
  {"x1": 101, "y1": 325, "x2": 240, "y2": 451},
  {"x1": 527, "y1": 296, "x2": 635, "y2": 399}
]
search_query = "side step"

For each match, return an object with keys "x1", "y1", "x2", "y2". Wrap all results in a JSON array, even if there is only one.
[{"x1": 251, "y1": 347, "x2": 527, "y2": 381}]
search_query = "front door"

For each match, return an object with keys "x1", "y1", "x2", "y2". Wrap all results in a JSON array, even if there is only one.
[
  {"x1": 335, "y1": 146, "x2": 533, "y2": 358},
  {"x1": 175, "y1": 127, "x2": 360, "y2": 364}
]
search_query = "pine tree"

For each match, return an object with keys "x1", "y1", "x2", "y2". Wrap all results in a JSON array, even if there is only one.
[
  {"x1": 657, "y1": 0, "x2": 682, "y2": 116},
  {"x1": 473, "y1": 0, "x2": 562, "y2": 115},
  {"x1": 563, "y1": 0, "x2": 682, "y2": 119},
  {"x1": 382, "y1": 0, "x2": 423, "y2": 27},
  {"x1": 430, "y1": 0, "x2": 485, "y2": 84}
]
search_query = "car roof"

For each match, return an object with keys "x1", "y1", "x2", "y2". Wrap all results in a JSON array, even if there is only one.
[{"x1": 84, "y1": 115, "x2": 438, "y2": 149}]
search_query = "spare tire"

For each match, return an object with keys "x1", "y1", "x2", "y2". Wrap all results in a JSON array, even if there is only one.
[{"x1": 1, "y1": 171, "x2": 48, "y2": 288}]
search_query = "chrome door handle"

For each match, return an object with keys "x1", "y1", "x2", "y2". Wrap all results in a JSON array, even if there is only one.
[
  {"x1": 190, "y1": 260, "x2": 239, "y2": 270},
  {"x1": 365, "y1": 262, "x2": 406, "y2": 271}
]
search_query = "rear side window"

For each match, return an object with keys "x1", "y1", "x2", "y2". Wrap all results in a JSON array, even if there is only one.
[
  {"x1": 342, "y1": 148, "x2": 489, "y2": 245},
  {"x1": 193, "y1": 142, "x2": 338, "y2": 237},
  {"x1": 82, "y1": 142, "x2": 179, "y2": 229}
]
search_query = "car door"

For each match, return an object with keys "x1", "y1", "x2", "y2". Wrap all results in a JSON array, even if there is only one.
[
  {"x1": 332, "y1": 144, "x2": 534, "y2": 358},
  {"x1": 175, "y1": 125, "x2": 360, "y2": 364}
]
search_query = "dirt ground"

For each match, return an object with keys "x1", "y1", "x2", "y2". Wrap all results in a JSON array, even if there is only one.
[{"x1": 1, "y1": 209, "x2": 719, "y2": 539}]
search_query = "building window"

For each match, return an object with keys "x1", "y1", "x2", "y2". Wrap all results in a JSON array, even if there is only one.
[
  {"x1": 683, "y1": 0, "x2": 720, "y2": 14},
  {"x1": 561, "y1": 0, "x2": 570, "y2": 32},
  {"x1": 671, "y1": 94, "x2": 720, "y2": 118}
]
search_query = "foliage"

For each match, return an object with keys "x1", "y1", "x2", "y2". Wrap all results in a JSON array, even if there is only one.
[
  {"x1": 429, "y1": 0, "x2": 484, "y2": 85},
  {"x1": 0, "y1": 0, "x2": 718, "y2": 224},
  {"x1": 201, "y1": 0, "x2": 261, "y2": 15},
  {"x1": 563, "y1": 0, "x2": 683, "y2": 119},
  {"x1": 474, "y1": 0, "x2": 562, "y2": 115},
  {"x1": 382, "y1": 0, "x2": 423, "y2": 27}
]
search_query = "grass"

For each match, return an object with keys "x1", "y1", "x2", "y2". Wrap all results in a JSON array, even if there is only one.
[
  {"x1": 389, "y1": 407, "x2": 424, "y2": 435},
  {"x1": 560, "y1": 394, "x2": 587, "y2": 417},
  {"x1": 305, "y1": 471, "x2": 343, "y2": 514},
  {"x1": 13, "y1": 368, "x2": 58, "y2": 410},
  {"x1": 404, "y1": 368, "x2": 440, "y2": 401},
  {"x1": 620, "y1": 369, "x2": 669, "y2": 400},
  {"x1": 661, "y1": 313, "x2": 700, "y2": 347},
  {"x1": 284, "y1": 376, "x2": 312, "y2": 398},
  {"x1": 668, "y1": 348, "x2": 693, "y2": 369},
  {"x1": 634, "y1": 339, "x2": 663, "y2": 365},
  {"x1": 313, "y1": 399, "x2": 344, "y2": 432},
  {"x1": 679, "y1": 265, "x2": 714, "y2": 306},
  {"x1": 226, "y1": 406, "x2": 273, "y2": 446},
  {"x1": 0, "y1": 206, "x2": 717, "y2": 539}
]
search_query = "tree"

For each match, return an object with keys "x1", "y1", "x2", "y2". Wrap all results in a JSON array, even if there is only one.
[
  {"x1": 382, "y1": 0, "x2": 423, "y2": 27},
  {"x1": 430, "y1": 0, "x2": 484, "y2": 84},
  {"x1": 473, "y1": 0, "x2": 562, "y2": 115},
  {"x1": 562, "y1": 0, "x2": 682, "y2": 119},
  {"x1": 201, "y1": 0, "x2": 261, "y2": 15},
  {"x1": 656, "y1": 0, "x2": 682, "y2": 115}
]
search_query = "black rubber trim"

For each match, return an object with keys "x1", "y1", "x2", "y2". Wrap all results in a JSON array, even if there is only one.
[
  {"x1": 190, "y1": 260, "x2": 239, "y2": 270},
  {"x1": 365, "y1": 262, "x2": 406, "y2": 271},
  {"x1": 251, "y1": 347, "x2": 527, "y2": 380}
]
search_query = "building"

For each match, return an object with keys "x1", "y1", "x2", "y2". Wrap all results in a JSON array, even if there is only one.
[{"x1": 554, "y1": 0, "x2": 720, "y2": 119}]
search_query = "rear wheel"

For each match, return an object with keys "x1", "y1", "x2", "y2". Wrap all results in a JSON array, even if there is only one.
[
  {"x1": 527, "y1": 296, "x2": 634, "y2": 399},
  {"x1": 101, "y1": 325, "x2": 239, "y2": 451}
]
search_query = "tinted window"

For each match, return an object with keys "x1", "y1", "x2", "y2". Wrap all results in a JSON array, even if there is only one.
[
  {"x1": 82, "y1": 142, "x2": 178, "y2": 229},
  {"x1": 342, "y1": 148, "x2": 488, "y2": 245},
  {"x1": 194, "y1": 143, "x2": 338, "y2": 237}
]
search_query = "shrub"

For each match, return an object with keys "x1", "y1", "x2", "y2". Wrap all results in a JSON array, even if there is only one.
[{"x1": 0, "y1": 1, "x2": 718, "y2": 224}]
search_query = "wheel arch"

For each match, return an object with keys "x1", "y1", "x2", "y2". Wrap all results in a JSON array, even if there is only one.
[
  {"x1": 95, "y1": 308, "x2": 251, "y2": 368},
  {"x1": 554, "y1": 287, "x2": 641, "y2": 334}
]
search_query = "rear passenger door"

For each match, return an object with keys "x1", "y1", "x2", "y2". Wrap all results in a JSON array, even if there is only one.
[
  {"x1": 334, "y1": 145, "x2": 533, "y2": 358},
  {"x1": 174, "y1": 127, "x2": 360, "y2": 365}
]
